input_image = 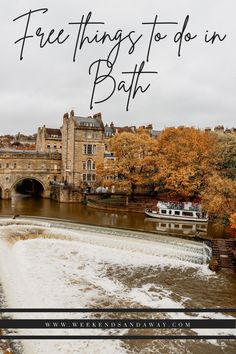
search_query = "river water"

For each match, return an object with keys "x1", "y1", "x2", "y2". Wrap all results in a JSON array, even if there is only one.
[
  {"x1": 0, "y1": 196, "x2": 235, "y2": 354},
  {"x1": 0, "y1": 195, "x2": 229, "y2": 239}
]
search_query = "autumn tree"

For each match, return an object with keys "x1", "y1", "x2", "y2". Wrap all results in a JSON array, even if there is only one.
[
  {"x1": 98, "y1": 129, "x2": 158, "y2": 196},
  {"x1": 229, "y1": 213, "x2": 236, "y2": 229},
  {"x1": 154, "y1": 127, "x2": 220, "y2": 199},
  {"x1": 216, "y1": 133, "x2": 236, "y2": 179},
  {"x1": 200, "y1": 133, "x2": 236, "y2": 220},
  {"x1": 201, "y1": 174, "x2": 236, "y2": 219}
]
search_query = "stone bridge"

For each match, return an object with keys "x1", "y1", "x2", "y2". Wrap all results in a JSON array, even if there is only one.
[{"x1": 0, "y1": 151, "x2": 62, "y2": 199}]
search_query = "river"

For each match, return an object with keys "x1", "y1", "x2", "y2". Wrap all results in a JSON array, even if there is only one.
[
  {"x1": 0, "y1": 195, "x2": 229, "y2": 239},
  {"x1": 0, "y1": 196, "x2": 235, "y2": 354}
]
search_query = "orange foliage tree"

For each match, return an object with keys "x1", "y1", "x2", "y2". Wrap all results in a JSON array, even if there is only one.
[
  {"x1": 154, "y1": 127, "x2": 220, "y2": 200},
  {"x1": 201, "y1": 174, "x2": 236, "y2": 219},
  {"x1": 97, "y1": 130, "x2": 158, "y2": 195},
  {"x1": 229, "y1": 213, "x2": 236, "y2": 228},
  {"x1": 216, "y1": 133, "x2": 236, "y2": 179}
]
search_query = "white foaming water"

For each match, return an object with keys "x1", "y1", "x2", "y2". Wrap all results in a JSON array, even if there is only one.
[{"x1": 0, "y1": 219, "x2": 233, "y2": 354}]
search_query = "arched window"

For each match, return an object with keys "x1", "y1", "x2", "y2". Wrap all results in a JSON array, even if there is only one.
[
  {"x1": 87, "y1": 160, "x2": 92, "y2": 170},
  {"x1": 84, "y1": 160, "x2": 96, "y2": 170}
]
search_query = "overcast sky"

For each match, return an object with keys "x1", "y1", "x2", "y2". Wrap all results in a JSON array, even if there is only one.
[{"x1": 0, "y1": 0, "x2": 235, "y2": 134}]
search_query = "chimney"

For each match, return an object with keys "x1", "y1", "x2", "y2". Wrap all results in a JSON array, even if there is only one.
[{"x1": 93, "y1": 112, "x2": 102, "y2": 121}]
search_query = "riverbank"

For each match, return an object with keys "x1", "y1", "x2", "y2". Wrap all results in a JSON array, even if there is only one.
[{"x1": 86, "y1": 200, "x2": 153, "y2": 213}]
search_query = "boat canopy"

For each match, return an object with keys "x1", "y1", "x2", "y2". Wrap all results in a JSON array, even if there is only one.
[{"x1": 157, "y1": 201, "x2": 202, "y2": 212}]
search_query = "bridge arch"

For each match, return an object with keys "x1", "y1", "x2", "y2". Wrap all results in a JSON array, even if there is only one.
[{"x1": 11, "y1": 176, "x2": 46, "y2": 197}]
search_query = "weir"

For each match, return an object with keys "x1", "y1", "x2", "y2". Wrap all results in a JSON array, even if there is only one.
[
  {"x1": 0, "y1": 218, "x2": 211, "y2": 266},
  {"x1": 0, "y1": 218, "x2": 235, "y2": 354}
]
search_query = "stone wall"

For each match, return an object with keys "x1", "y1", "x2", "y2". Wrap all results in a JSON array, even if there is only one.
[
  {"x1": 50, "y1": 184, "x2": 84, "y2": 203},
  {"x1": 0, "y1": 151, "x2": 61, "y2": 199}
]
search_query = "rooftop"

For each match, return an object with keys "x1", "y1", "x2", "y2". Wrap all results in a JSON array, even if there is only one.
[{"x1": 45, "y1": 128, "x2": 62, "y2": 138}]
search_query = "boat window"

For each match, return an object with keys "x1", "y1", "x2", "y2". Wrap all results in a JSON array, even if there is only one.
[
  {"x1": 169, "y1": 210, "x2": 172, "y2": 215},
  {"x1": 174, "y1": 224, "x2": 180, "y2": 228},
  {"x1": 161, "y1": 210, "x2": 167, "y2": 214},
  {"x1": 161, "y1": 223, "x2": 166, "y2": 227},
  {"x1": 175, "y1": 211, "x2": 180, "y2": 215},
  {"x1": 182, "y1": 211, "x2": 193, "y2": 217}
]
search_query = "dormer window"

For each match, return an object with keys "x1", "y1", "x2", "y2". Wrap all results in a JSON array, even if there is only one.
[{"x1": 80, "y1": 122, "x2": 95, "y2": 127}]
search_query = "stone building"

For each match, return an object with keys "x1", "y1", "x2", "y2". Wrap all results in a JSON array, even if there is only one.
[
  {"x1": 61, "y1": 110, "x2": 105, "y2": 187},
  {"x1": 36, "y1": 126, "x2": 62, "y2": 153}
]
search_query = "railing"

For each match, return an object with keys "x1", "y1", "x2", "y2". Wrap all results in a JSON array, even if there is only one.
[
  {"x1": 0, "y1": 150, "x2": 61, "y2": 159},
  {"x1": 157, "y1": 201, "x2": 202, "y2": 212}
]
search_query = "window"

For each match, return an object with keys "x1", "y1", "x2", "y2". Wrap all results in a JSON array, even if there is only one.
[
  {"x1": 83, "y1": 160, "x2": 96, "y2": 170},
  {"x1": 14, "y1": 163, "x2": 17, "y2": 168},
  {"x1": 83, "y1": 144, "x2": 96, "y2": 155},
  {"x1": 82, "y1": 173, "x2": 96, "y2": 182},
  {"x1": 161, "y1": 210, "x2": 167, "y2": 214},
  {"x1": 169, "y1": 210, "x2": 172, "y2": 215},
  {"x1": 175, "y1": 211, "x2": 180, "y2": 215},
  {"x1": 6, "y1": 163, "x2": 9, "y2": 168},
  {"x1": 87, "y1": 174, "x2": 91, "y2": 182},
  {"x1": 182, "y1": 211, "x2": 193, "y2": 217},
  {"x1": 80, "y1": 122, "x2": 95, "y2": 127},
  {"x1": 87, "y1": 160, "x2": 92, "y2": 170}
]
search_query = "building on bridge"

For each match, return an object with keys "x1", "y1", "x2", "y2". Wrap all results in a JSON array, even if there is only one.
[
  {"x1": 61, "y1": 110, "x2": 105, "y2": 187},
  {"x1": 35, "y1": 110, "x2": 105, "y2": 190},
  {"x1": 36, "y1": 126, "x2": 62, "y2": 154},
  {"x1": 0, "y1": 109, "x2": 157, "y2": 199},
  {"x1": 0, "y1": 110, "x2": 105, "y2": 199}
]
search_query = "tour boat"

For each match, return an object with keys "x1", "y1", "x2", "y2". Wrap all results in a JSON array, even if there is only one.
[{"x1": 145, "y1": 201, "x2": 208, "y2": 222}]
